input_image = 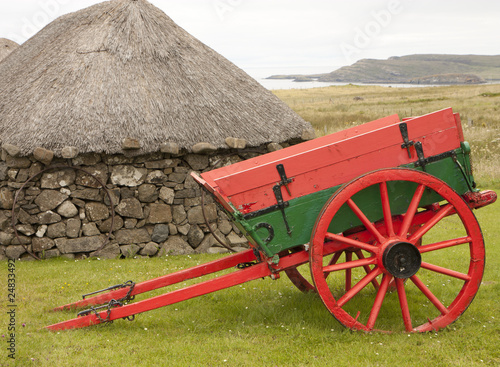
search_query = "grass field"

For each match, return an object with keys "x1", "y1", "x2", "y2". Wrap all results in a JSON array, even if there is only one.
[
  {"x1": 1, "y1": 84, "x2": 499, "y2": 366},
  {"x1": 274, "y1": 83, "x2": 500, "y2": 187}
]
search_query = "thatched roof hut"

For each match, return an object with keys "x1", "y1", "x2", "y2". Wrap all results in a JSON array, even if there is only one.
[
  {"x1": 0, "y1": 38, "x2": 19, "y2": 63},
  {"x1": 0, "y1": 0, "x2": 312, "y2": 157}
]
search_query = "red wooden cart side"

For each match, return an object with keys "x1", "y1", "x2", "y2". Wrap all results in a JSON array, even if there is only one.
[
  {"x1": 46, "y1": 108, "x2": 496, "y2": 333},
  {"x1": 199, "y1": 108, "x2": 463, "y2": 215}
]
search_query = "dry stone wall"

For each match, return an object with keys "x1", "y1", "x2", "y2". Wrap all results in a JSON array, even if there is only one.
[{"x1": 0, "y1": 142, "x2": 299, "y2": 261}]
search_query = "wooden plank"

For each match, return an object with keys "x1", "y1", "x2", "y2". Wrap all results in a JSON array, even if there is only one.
[{"x1": 200, "y1": 108, "x2": 462, "y2": 214}]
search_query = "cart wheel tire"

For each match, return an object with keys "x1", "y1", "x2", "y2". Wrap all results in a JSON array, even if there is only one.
[{"x1": 309, "y1": 168, "x2": 484, "y2": 332}]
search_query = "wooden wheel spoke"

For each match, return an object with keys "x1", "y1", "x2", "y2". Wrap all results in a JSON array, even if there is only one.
[
  {"x1": 410, "y1": 275, "x2": 449, "y2": 315},
  {"x1": 347, "y1": 198, "x2": 386, "y2": 244},
  {"x1": 325, "y1": 233, "x2": 378, "y2": 253},
  {"x1": 323, "y1": 257, "x2": 376, "y2": 274},
  {"x1": 379, "y1": 182, "x2": 395, "y2": 237},
  {"x1": 395, "y1": 278, "x2": 413, "y2": 332},
  {"x1": 419, "y1": 236, "x2": 472, "y2": 253},
  {"x1": 337, "y1": 268, "x2": 382, "y2": 307},
  {"x1": 408, "y1": 204, "x2": 454, "y2": 243},
  {"x1": 323, "y1": 251, "x2": 343, "y2": 280},
  {"x1": 345, "y1": 251, "x2": 353, "y2": 291},
  {"x1": 366, "y1": 274, "x2": 392, "y2": 330},
  {"x1": 398, "y1": 184, "x2": 426, "y2": 238},
  {"x1": 355, "y1": 250, "x2": 380, "y2": 289},
  {"x1": 420, "y1": 262, "x2": 471, "y2": 281}
]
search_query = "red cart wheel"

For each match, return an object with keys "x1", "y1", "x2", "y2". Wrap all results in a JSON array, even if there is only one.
[{"x1": 309, "y1": 168, "x2": 484, "y2": 332}]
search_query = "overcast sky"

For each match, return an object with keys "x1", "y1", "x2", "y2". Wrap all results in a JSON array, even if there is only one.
[{"x1": 1, "y1": 0, "x2": 499, "y2": 72}]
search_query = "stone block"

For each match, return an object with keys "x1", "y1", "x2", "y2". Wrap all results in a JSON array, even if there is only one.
[
  {"x1": 104, "y1": 189, "x2": 120, "y2": 206},
  {"x1": 174, "y1": 188, "x2": 197, "y2": 199},
  {"x1": 172, "y1": 205, "x2": 187, "y2": 224},
  {"x1": 145, "y1": 159, "x2": 178, "y2": 169},
  {"x1": 122, "y1": 138, "x2": 141, "y2": 150},
  {"x1": 71, "y1": 188, "x2": 101, "y2": 201},
  {"x1": 267, "y1": 142, "x2": 283, "y2": 152},
  {"x1": 158, "y1": 236, "x2": 194, "y2": 256},
  {"x1": 85, "y1": 202, "x2": 110, "y2": 221},
  {"x1": 75, "y1": 163, "x2": 108, "y2": 188},
  {"x1": 34, "y1": 190, "x2": 68, "y2": 211},
  {"x1": 15, "y1": 224, "x2": 35, "y2": 236},
  {"x1": 218, "y1": 219, "x2": 233, "y2": 235},
  {"x1": 177, "y1": 223, "x2": 190, "y2": 236},
  {"x1": 36, "y1": 211, "x2": 62, "y2": 225},
  {"x1": 6, "y1": 156, "x2": 31, "y2": 169},
  {"x1": 57, "y1": 201, "x2": 78, "y2": 218},
  {"x1": 124, "y1": 218, "x2": 138, "y2": 229},
  {"x1": 102, "y1": 155, "x2": 135, "y2": 165},
  {"x1": 140, "y1": 242, "x2": 159, "y2": 256},
  {"x1": 98, "y1": 215, "x2": 124, "y2": 233},
  {"x1": 116, "y1": 198, "x2": 143, "y2": 219},
  {"x1": 159, "y1": 187, "x2": 175, "y2": 204},
  {"x1": 61, "y1": 146, "x2": 79, "y2": 159},
  {"x1": 41, "y1": 170, "x2": 76, "y2": 188},
  {"x1": 151, "y1": 224, "x2": 169, "y2": 243},
  {"x1": 187, "y1": 225, "x2": 204, "y2": 248},
  {"x1": 82, "y1": 222, "x2": 101, "y2": 236},
  {"x1": 10, "y1": 234, "x2": 30, "y2": 245},
  {"x1": 33, "y1": 147, "x2": 54, "y2": 165},
  {"x1": 184, "y1": 154, "x2": 209, "y2": 171},
  {"x1": 192, "y1": 142, "x2": 217, "y2": 154},
  {"x1": 55, "y1": 235, "x2": 106, "y2": 254},
  {"x1": 115, "y1": 228, "x2": 151, "y2": 244},
  {"x1": 169, "y1": 172, "x2": 186, "y2": 183},
  {"x1": 187, "y1": 204, "x2": 217, "y2": 225},
  {"x1": 226, "y1": 232, "x2": 249, "y2": 246},
  {"x1": 0, "y1": 231, "x2": 14, "y2": 245},
  {"x1": 47, "y1": 222, "x2": 66, "y2": 238},
  {"x1": 42, "y1": 248, "x2": 61, "y2": 259},
  {"x1": 0, "y1": 187, "x2": 14, "y2": 209},
  {"x1": 195, "y1": 231, "x2": 227, "y2": 254},
  {"x1": 90, "y1": 242, "x2": 121, "y2": 259},
  {"x1": 301, "y1": 128, "x2": 316, "y2": 141},
  {"x1": 32, "y1": 237, "x2": 55, "y2": 252},
  {"x1": 0, "y1": 162, "x2": 7, "y2": 180},
  {"x1": 225, "y1": 137, "x2": 247, "y2": 149},
  {"x1": 146, "y1": 170, "x2": 168, "y2": 184},
  {"x1": 5, "y1": 245, "x2": 26, "y2": 259},
  {"x1": 147, "y1": 203, "x2": 172, "y2": 224},
  {"x1": 138, "y1": 184, "x2": 158, "y2": 203},
  {"x1": 160, "y1": 142, "x2": 180, "y2": 155},
  {"x1": 2, "y1": 143, "x2": 21, "y2": 157},
  {"x1": 110, "y1": 165, "x2": 147, "y2": 187},
  {"x1": 66, "y1": 218, "x2": 81, "y2": 238},
  {"x1": 72, "y1": 153, "x2": 101, "y2": 166},
  {"x1": 120, "y1": 244, "x2": 141, "y2": 257}
]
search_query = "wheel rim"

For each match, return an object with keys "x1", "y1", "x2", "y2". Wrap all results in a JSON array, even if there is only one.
[{"x1": 309, "y1": 168, "x2": 484, "y2": 332}]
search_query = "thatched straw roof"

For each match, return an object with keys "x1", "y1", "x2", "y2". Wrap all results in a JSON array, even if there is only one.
[
  {"x1": 0, "y1": 0, "x2": 311, "y2": 156},
  {"x1": 0, "y1": 38, "x2": 19, "y2": 62}
]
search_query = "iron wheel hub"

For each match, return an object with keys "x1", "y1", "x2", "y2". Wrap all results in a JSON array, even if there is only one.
[{"x1": 382, "y1": 241, "x2": 422, "y2": 278}]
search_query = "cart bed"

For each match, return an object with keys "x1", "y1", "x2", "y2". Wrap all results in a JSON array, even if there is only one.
[{"x1": 192, "y1": 108, "x2": 473, "y2": 256}]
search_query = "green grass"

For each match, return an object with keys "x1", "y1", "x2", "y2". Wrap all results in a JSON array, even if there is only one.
[
  {"x1": 2, "y1": 84, "x2": 499, "y2": 366},
  {"x1": 274, "y1": 83, "x2": 500, "y2": 187},
  {"x1": 1, "y1": 190, "x2": 499, "y2": 366}
]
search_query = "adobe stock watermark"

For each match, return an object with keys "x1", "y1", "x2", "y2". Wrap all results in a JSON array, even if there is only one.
[
  {"x1": 340, "y1": 0, "x2": 403, "y2": 64},
  {"x1": 7, "y1": 0, "x2": 71, "y2": 44},
  {"x1": 6, "y1": 259, "x2": 17, "y2": 360},
  {"x1": 213, "y1": 0, "x2": 244, "y2": 21}
]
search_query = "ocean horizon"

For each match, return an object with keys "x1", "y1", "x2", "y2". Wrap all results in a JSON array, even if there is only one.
[{"x1": 242, "y1": 65, "x2": 451, "y2": 90}]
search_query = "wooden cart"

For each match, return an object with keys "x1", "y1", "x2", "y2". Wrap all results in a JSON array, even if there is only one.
[{"x1": 47, "y1": 108, "x2": 496, "y2": 332}]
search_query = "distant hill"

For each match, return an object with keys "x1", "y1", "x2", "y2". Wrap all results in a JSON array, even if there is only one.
[{"x1": 268, "y1": 54, "x2": 500, "y2": 84}]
